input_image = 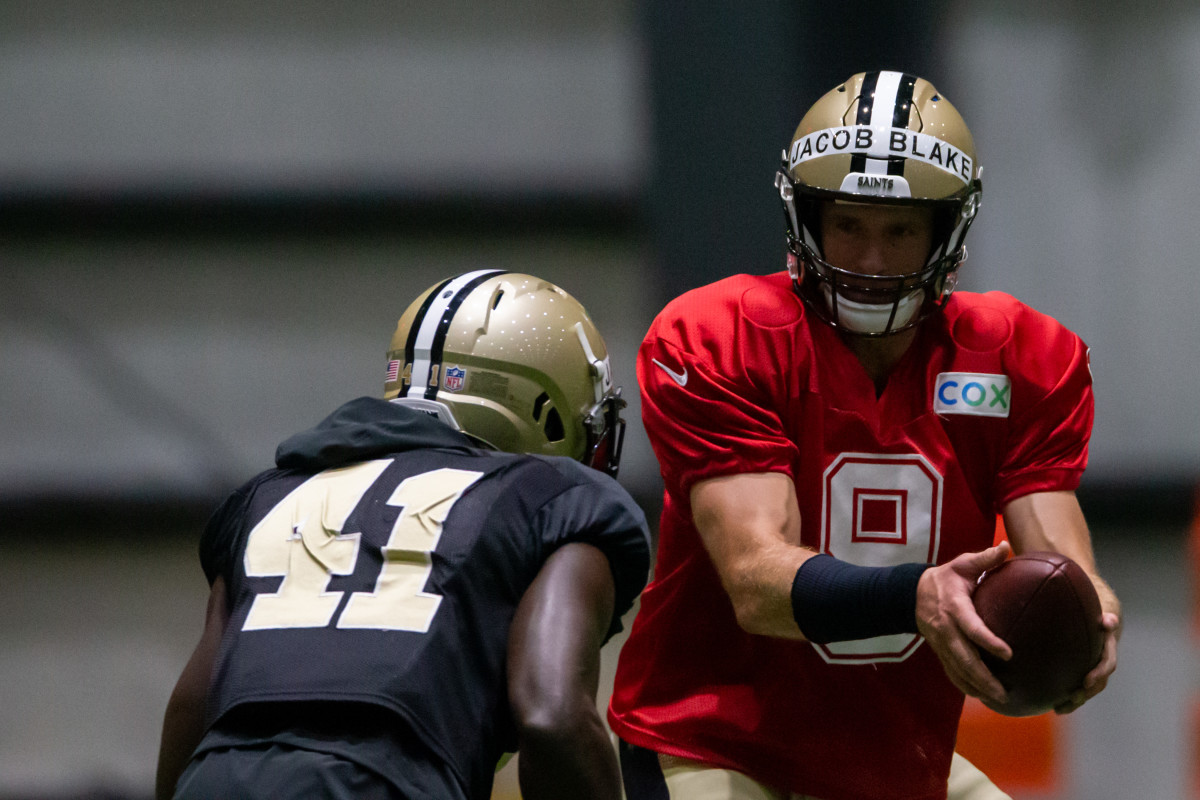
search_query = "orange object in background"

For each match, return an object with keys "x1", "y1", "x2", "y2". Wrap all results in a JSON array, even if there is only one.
[
  {"x1": 956, "y1": 697, "x2": 1063, "y2": 795},
  {"x1": 993, "y1": 515, "x2": 1009, "y2": 549}
]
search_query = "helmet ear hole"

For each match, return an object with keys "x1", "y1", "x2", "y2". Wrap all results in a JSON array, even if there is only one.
[
  {"x1": 532, "y1": 392, "x2": 549, "y2": 421},
  {"x1": 543, "y1": 408, "x2": 565, "y2": 442},
  {"x1": 532, "y1": 391, "x2": 565, "y2": 442}
]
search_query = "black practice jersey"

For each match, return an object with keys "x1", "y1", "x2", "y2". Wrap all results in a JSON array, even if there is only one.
[{"x1": 195, "y1": 397, "x2": 651, "y2": 799}]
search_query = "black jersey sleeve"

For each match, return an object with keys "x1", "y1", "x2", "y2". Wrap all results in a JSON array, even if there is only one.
[
  {"x1": 198, "y1": 471, "x2": 282, "y2": 586},
  {"x1": 530, "y1": 458, "x2": 652, "y2": 640},
  {"x1": 199, "y1": 488, "x2": 249, "y2": 586}
]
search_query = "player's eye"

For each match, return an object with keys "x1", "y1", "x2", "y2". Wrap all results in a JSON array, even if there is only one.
[{"x1": 830, "y1": 217, "x2": 859, "y2": 235}]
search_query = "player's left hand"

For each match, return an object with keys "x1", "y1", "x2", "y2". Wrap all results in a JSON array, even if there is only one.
[{"x1": 1053, "y1": 610, "x2": 1120, "y2": 714}]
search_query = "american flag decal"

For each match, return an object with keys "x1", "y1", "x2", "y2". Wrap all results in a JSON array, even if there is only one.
[{"x1": 386, "y1": 359, "x2": 401, "y2": 383}]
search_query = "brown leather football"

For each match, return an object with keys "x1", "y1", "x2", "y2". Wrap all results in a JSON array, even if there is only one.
[{"x1": 972, "y1": 551, "x2": 1104, "y2": 716}]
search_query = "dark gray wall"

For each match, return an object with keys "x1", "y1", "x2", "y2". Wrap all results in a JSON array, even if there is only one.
[{"x1": 2, "y1": 1, "x2": 1197, "y2": 505}]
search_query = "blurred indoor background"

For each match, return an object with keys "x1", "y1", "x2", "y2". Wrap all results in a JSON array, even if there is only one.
[{"x1": 1, "y1": 2, "x2": 1197, "y2": 798}]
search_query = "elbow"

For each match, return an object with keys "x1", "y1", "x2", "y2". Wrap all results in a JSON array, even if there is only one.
[
  {"x1": 510, "y1": 692, "x2": 621, "y2": 799},
  {"x1": 732, "y1": 605, "x2": 774, "y2": 637},
  {"x1": 513, "y1": 693, "x2": 604, "y2": 748},
  {"x1": 726, "y1": 583, "x2": 781, "y2": 637},
  {"x1": 719, "y1": 561, "x2": 803, "y2": 639}
]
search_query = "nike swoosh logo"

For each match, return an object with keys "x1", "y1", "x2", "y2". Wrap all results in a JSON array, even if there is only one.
[{"x1": 652, "y1": 358, "x2": 688, "y2": 387}]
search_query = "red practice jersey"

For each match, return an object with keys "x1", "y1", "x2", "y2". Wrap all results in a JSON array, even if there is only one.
[{"x1": 608, "y1": 272, "x2": 1093, "y2": 800}]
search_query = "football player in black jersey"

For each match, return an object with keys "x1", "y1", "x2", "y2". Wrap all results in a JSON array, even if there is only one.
[{"x1": 156, "y1": 271, "x2": 651, "y2": 800}]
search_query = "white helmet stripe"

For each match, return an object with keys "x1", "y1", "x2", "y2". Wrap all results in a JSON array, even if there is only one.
[
  {"x1": 868, "y1": 71, "x2": 904, "y2": 127},
  {"x1": 863, "y1": 70, "x2": 903, "y2": 174},
  {"x1": 403, "y1": 269, "x2": 505, "y2": 399}
]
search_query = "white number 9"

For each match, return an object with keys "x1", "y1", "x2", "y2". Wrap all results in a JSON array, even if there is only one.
[{"x1": 815, "y1": 452, "x2": 943, "y2": 664}]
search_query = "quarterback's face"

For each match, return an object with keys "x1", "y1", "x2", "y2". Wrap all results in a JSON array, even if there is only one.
[{"x1": 819, "y1": 201, "x2": 935, "y2": 290}]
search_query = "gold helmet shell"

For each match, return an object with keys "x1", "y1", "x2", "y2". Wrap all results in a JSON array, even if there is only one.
[
  {"x1": 784, "y1": 71, "x2": 980, "y2": 202},
  {"x1": 384, "y1": 270, "x2": 625, "y2": 475},
  {"x1": 775, "y1": 71, "x2": 983, "y2": 336}
]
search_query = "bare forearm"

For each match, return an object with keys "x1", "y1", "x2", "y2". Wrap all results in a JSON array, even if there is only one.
[
  {"x1": 156, "y1": 577, "x2": 229, "y2": 800},
  {"x1": 508, "y1": 544, "x2": 619, "y2": 797},
  {"x1": 691, "y1": 472, "x2": 813, "y2": 638},
  {"x1": 1003, "y1": 491, "x2": 1121, "y2": 623},
  {"x1": 155, "y1": 696, "x2": 204, "y2": 800}
]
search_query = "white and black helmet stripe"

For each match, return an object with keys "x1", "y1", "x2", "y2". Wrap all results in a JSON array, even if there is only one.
[
  {"x1": 402, "y1": 269, "x2": 507, "y2": 401},
  {"x1": 849, "y1": 70, "x2": 917, "y2": 178}
]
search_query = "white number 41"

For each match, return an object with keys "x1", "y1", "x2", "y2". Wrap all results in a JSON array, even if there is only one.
[{"x1": 240, "y1": 461, "x2": 482, "y2": 633}]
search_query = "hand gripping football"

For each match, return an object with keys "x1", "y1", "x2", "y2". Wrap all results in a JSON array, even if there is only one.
[{"x1": 972, "y1": 551, "x2": 1104, "y2": 716}]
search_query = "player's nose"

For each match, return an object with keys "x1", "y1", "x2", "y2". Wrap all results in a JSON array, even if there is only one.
[{"x1": 848, "y1": 239, "x2": 890, "y2": 276}]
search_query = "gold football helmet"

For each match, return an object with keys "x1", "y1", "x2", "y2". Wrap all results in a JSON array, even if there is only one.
[
  {"x1": 775, "y1": 70, "x2": 983, "y2": 336},
  {"x1": 384, "y1": 270, "x2": 626, "y2": 476}
]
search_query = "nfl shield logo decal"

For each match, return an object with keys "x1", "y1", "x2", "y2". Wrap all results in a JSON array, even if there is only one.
[{"x1": 443, "y1": 366, "x2": 466, "y2": 392}]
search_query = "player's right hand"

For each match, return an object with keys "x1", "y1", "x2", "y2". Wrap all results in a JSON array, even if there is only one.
[{"x1": 915, "y1": 542, "x2": 1013, "y2": 706}]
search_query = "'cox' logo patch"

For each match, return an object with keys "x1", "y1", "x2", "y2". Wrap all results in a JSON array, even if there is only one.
[{"x1": 933, "y1": 373, "x2": 1011, "y2": 418}]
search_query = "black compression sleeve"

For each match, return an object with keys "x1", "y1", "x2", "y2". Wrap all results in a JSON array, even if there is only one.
[{"x1": 790, "y1": 554, "x2": 931, "y2": 643}]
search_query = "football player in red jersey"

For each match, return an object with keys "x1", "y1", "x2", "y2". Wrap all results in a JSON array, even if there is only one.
[
  {"x1": 156, "y1": 272, "x2": 649, "y2": 800},
  {"x1": 608, "y1": 71, "x2": 1121, "y2": 800}
]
